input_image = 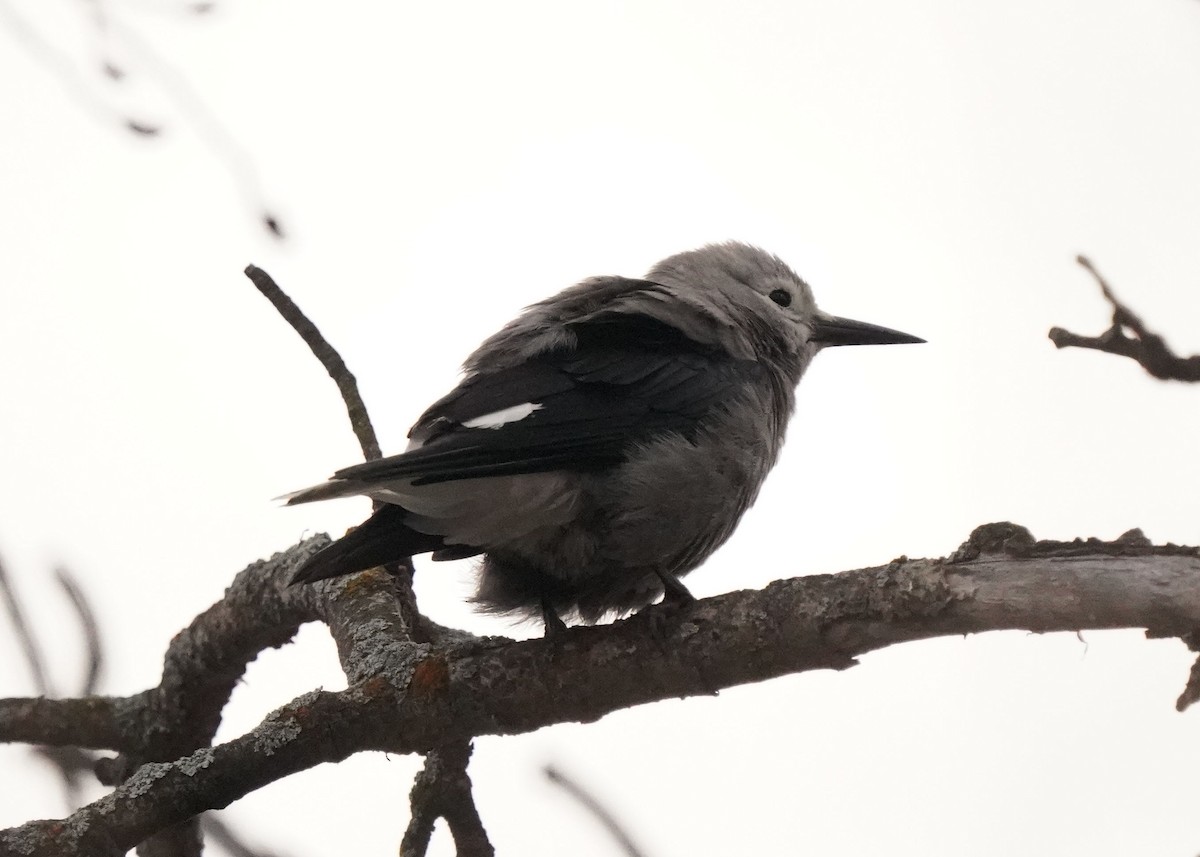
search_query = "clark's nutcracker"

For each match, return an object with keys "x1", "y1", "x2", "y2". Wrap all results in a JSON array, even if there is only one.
[{"x1": 285, "y1": 242, "x2": 922, "y2": 628}]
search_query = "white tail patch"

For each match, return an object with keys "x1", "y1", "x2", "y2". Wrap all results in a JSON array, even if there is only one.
[{"x1": 462, "y1": 402, "x2": 542, "y2": 430}]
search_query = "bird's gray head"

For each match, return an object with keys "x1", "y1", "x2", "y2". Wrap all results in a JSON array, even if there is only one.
[
  {"x1": 467, "y1": 241, "x2": 921, "y2": 379},
  {"x1": 642, "y1": 242, "x2": 922, "y2": 378}
]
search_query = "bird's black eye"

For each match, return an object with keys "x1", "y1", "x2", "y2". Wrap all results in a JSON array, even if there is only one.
[{"x1": 769, "y1": 289, "x2": 792, "y2": 307}]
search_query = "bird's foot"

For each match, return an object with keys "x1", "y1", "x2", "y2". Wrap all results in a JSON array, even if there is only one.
[
  {"x1": 656, "y1": 572, "x2": 696, "y2": 607},
  {"x1": 639, "y1": 572, "x2": 696, "y2": 642}
]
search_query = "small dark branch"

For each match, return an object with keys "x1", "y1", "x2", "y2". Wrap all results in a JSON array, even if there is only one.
[
  {"x1": 544, "y1": 765, "x2": 648, "y2": 857},
  {"x1": 1177, "y1": 654, "x2": 1200, "y2": 712},
  {"x1": 400, "y1": 742, "x2": 493, "y2": 857},
  {"x1": 244, "y1": 265, "x2": 382, "y2": 463},
  {"x1": 1048, "y1": 255, "x2": 1200, "y2": 381},
  {"x1": 200, "y1": 814, "x2": 286, "y2": 857},
  {"x1": 1175, "y1": 631, "x2": 1200, "y2": 713},
  {"x1": 55, "y1": 567, "x2": 104, "y2": 696},
  {"x1": 398, "y1": 791, "x2": 438, "y2": 857},
  {"x1": 0, "y1": 553, "x2": 53, "y2": 695},
  {"x1": 124, "y1": 119, "x2": 162, "y2": 136}
]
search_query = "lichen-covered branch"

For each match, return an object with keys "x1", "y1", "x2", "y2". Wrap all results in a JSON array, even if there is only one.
[
  {"x1": 3, "y1": 523, "x2": 1200, "y2": 855},
  {"x1": 1049, "y1": 255, "x2": 1200, "y2": 381},
  {"x1": 1, "y1": 690, "x2": 375, "y2": 857}
]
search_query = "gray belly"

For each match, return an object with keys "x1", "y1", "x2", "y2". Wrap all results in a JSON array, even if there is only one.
[{"x1": 473, "y1": 406, "x2": 783, "y2": 622}]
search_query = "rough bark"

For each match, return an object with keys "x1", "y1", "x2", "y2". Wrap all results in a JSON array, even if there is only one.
[{"x1": 2, "y1": 523, "x2": 1198, "y2": 856}]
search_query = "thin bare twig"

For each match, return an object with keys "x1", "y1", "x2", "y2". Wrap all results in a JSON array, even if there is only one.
[
  {"x1": 105, "y1": 14, "x2": 284, "y2": 238},
  {"x1": 244, "y1": 264, "x2": 382, "y2": 463},
  {"x1": 1175, "y1": 632, "x2": 1200, "y2": 712},
  {"x1": 1048, "y1": 255, "x2": 1200, "y2": 381},
  {"x1": 0, "y1": 0, "x2": 161, "y2": 135},
  {"x1": 0, "y1": 553, "x2": 53, "y2": 696},
  {"x1": 245, "y1": 264, "x2": 457, "y2": 853},
  {"x1": 544, "y1": 765, "x2": 649, "y2": 857},
  {"x1": 1, "y1": 0, "x2": 281, "y2": 237},
  {"x1": 32, "y1": 566, "x2": 105, "y2": 810},
  {"x1": 55, "y1": 567, "x2": 104, "y2": 696}
]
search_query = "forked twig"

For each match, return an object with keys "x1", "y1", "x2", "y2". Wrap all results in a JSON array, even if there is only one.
[
  {"x1": 1049, "y1": 255, "x2": 1200, "y2": 381},
  {"x1": 401, "y1": 743, "x2": 494, "y2": 857}
]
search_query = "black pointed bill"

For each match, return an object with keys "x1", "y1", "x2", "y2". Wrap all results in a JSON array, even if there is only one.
[{"x1": 811, "y1": 315, "x2": 925, "y2": 347}]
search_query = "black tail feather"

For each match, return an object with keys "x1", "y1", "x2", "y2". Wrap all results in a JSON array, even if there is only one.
[{"x1": 288, "y1": 505, "x2": 451, "y2": 586}]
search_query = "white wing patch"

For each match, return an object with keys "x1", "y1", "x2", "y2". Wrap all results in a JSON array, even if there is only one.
[{"x1": 462, "y1": 402, "x2": 543, "y2": 430}]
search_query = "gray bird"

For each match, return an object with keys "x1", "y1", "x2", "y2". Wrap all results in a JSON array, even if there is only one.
[{"x1": 285, "y1": 242, "x2": 922, "y2": 629}]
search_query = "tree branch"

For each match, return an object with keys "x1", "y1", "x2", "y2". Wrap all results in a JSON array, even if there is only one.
[
  {"x1": 1048, "y1": 255, "x2": 1200, "y2": 381},
  {"x1": 4, "y1": 523, "x2": 1200, "y2": 854},
  {"x1": 244, "y1": 264, "x2": 382, "y2": 463},
  {"x1": 242, "y1": 265, "x2": 494, "y2": 854},
  {"x1": 400, "y1": 742, "x2": 494, "y2": 857}
]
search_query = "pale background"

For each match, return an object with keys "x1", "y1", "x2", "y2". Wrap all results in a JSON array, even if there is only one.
[{"x1": 2, "y1": 1, "x2": 1200, "y2": 854}]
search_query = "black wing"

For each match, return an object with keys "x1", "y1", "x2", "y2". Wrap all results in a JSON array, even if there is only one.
[{"x1": 331, "y1": 315, "x2": 762, "y2": 487}]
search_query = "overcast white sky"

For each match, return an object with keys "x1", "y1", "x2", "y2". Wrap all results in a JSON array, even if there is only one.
[{"x1": 3, "y1": 1, "x2": 1200, "y2": 854}]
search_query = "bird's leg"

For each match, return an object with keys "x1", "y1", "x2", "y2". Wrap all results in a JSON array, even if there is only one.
[
  {"x1": 656, "y1": 571, "x2": 696, "y2": 607},
  {"x1": 541, "y1": 597, "x2": 569, "y2": 638},
  {"x1": 640, "y1": 572, "x2": 698, "y2": 648}
]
